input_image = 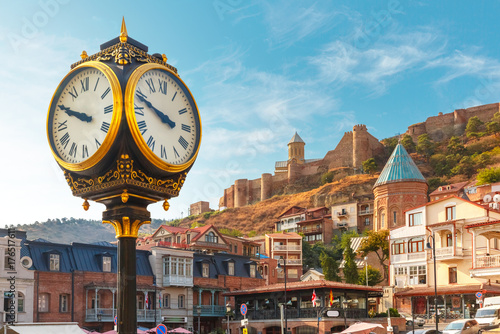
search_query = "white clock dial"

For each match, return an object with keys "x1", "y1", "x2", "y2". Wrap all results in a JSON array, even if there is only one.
[
  {"x1": 49, "y1": 66, "x2": 115, "y2": 164},
  {"x1": 132, "y1": 68, "x2": 200, "y2": 166}
]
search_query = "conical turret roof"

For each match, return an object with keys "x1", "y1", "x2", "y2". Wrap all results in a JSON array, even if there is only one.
[
  {"x1": 288, "y1": 132, "x2": 304, "y2": 144},
  {"x1": 374, "y1": 143, "x2": 426, "y2": 188}
]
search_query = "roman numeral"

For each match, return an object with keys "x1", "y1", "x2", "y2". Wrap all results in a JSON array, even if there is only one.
[
  {"x1": 94, "y1": 77, "x2": 100, "y2": 91},
  {"x1": 134, "y1": 104, "x2": 144, "y2": 116},
  {"x1": 69, "y1": 86, "x2": 78, "y2": 101},
  {"x1": 82, "y1": 144, "x2": 89, "y2": 159},
  {"x1": 173, "y1": 147, "x2": 180, "y2": 158},
  {"x1": 60, "y1": 132, "x2": 70, "y2": 149},
  {"x1": 158, "y1": 79, "x2": 167, "y2": 95},
  {"x1": 57, "y1": 120, "x2": 68, "y2": 131},
  {"x1": 80, "y1": 77, "x2": 89, "y2": 92},
  {"x1": 101, "y1": 121, "x2": 110, "y2": 133},
  {"x1": 104, "y1": 104, "x2": 113, "y2": 114},
  {"x1": 178, "y1": 136, "x2": 188, "y2": 150},
  {"x1": 136, "y1": 89, "x2": 147, "y2": 100},
  {"x1": 178, "y1": 108, "x2": 187, "y2": 115},
  {"x1": 145, "y1": 78, "x2": 156, "y2": 93},
  {"x1": 172, "y1": 92, "x2": 177, "y2": 101},
  {"x1": 101, "y1": 87, "x2": 110, "y2": 100},
  {"x1": 69, "y1": 142, "x2": 77, "y2": 157},
  {"x1": 181, "y1": 124, "x2": 191, "y2": 133},
  {"x1": 95, "y1": 138, "x2": 101, "y2": 149},
  {"x1": 160, "y1": 145, "x2": 167, "y2": 159},
  {"x1": 138, "y1": 120, "x2": 148, "y2": 135},
  {"x1": 146, "y1": 136, "x2": 155, "y2": 151}
]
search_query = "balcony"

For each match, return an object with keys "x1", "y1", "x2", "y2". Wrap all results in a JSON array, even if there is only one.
[
  {"x1": 299, "y1": 227, "x2": 323, "y2": 234},
  {"x1": 391, "y1": 252, "x2": 426, "y2": 263},
  {"x1": 471, "y1": 254, "x2": 500, "y2": 277},
  {"x1": 235, "y1": 307, "x2": 366, "y2": 321},
  {"x1": 286, "y1": 259, "x2": 302, "y2": 265},
  {"x1": 337, "y1": 211, "x2": 349, "y2": 217},
  {"x1": 193, "y1": 305, "x2": 225, "y2": 317},
  {"x1": 85, "y1": 308, "x2": 160, "y2": 322},
  {"x1": 193, "y1": 241, "x2": 229, "y2": 250},
  {"x1": 273, "y1": 245, "x2": 301, "y2": 251},
  {"x1": 162, "y1": 275, "x2": 193, "y2": 287},
  {"x1": 358, "y1": 209, "x2": 373, "y2": 216},
  {"x1": 435, "y1": 246, "x2": 463, "y2": 260}
]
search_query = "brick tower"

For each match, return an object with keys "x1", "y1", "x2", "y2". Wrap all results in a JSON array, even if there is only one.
[
  {"x1": 373, "y1": 143, "x2": 428, "y2": 231},
  {"x1": 288, "y1": 132, "x2": 305, "y2": 164}
]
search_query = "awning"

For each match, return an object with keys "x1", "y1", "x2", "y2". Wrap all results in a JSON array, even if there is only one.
[
  {"x1": 1, "y1": 323, "x2": 86, "y2": 334},
  {"x1": 340, "y1": 322, "x2": 384, "y2": 334}
]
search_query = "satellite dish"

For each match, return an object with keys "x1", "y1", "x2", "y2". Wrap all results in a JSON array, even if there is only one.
[
  {"x1": 484, "y1": 194, "x2": 492, "y2": 203},
  {"x1": 494, "y1": 194, "x2": 500, "y2": 203}
]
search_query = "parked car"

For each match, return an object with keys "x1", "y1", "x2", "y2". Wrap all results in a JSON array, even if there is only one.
[
  {"x1": 400, "y1": 312, "x2": 426, "y2": 327},
  {"x1": 443, "y1": 319, "x2": 481, "y2": 334}
]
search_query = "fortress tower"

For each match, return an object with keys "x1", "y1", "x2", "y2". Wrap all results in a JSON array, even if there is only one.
[
  {"x1": 373, "y1": 143, "x2": 428, "y2": 231},
  {"x1": 288, "y1": 132, "x2": 305, "y2": 164},
  {"x1": 352, "y1": 124, "x2": 370, "y2": 169}
]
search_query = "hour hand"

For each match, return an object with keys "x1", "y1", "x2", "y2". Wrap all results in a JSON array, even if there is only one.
[
  {"x1": 135, "y1": 92, "x2": 176, "y2": 128},
  {"x1": 58, "y1": 105, "x2": 92, "y2": 123}
]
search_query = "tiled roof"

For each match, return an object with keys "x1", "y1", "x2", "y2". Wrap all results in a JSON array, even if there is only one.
[
  {"x1": 395, "y1": 283, "x2": 500, "y2": 297},
  {"x1": 193, "y1": 253, "x2": 262, "y2": 280},
  {"x1": 288, "y1": 132, "x2": 305, "y2": 144},
  {"x1": 429, "y1": 181, "x2": 469, "y2": 196},
  {"x1": 266, "y1": 232, "x2": 302, "y2": 239},
  {"x1": 374, "y1": 144, "x2": 426, "y2": 187}
]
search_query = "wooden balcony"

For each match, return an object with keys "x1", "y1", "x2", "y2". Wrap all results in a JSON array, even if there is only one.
[
  {"x1": 391, "y1": 251, "x2": 426, "y2": 263},
  {"x1": 85, "y1": 308, "x2": 160, "y2": 322},
  {"x1": 435, "y1": 246, "x2": 463, "y2": 260},
  {"x1": 470, "y1": 254, "x2": 500, "y2": 277}
]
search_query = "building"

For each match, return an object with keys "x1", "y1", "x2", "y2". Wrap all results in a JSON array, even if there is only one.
[
  {"x1": 265, "y1": 232, "x2": 303, "y2": 283},
  {"x1": 224, "y1": 280, "x2": 397, "y2": 334},
  {"x1": 275, "y1": 206, "x2": 306, "y2": 233},
  {"x1": 25, "y1": 240, "x2": 156, "y2": 332},
  {"x1": 296, "y1": 207, "x2": 332, "y2": 245},
  {"x1": 390, "y1": 195, "x2": 500, "y2": 320},
  {"x1": 190, "y1": 202, "x2": 212, "y2": 216},
  {"x1": 373, "y1": 143, "x2": 428, "y2": 231},
  {"x1": 429, "y1": 181, "x2": 469, "y2": 202},
  {"x1": 300, "y1": 268, "x2": 325, "y2": 281}
]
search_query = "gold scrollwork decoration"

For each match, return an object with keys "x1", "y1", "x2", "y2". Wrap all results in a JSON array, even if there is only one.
[{"x1": 103, "y1": 216, "x2": 150, "y2": 238}]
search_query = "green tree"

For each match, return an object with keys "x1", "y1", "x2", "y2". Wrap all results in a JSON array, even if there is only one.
[
  {"x1": 302, "y1": 240, "x2": 320, "y2": 271},
  {"x1": 362, "y1": 158, "x2": 378, "y2": 175},
  {"x1": 357, "y1": 230, "x2": 390, "y2": 281},
  {"x1": 416, "y1": 134, "x2": 435, "y2": 160},
  {"x1": 474, "y1": 152, "x2": 491, "y2": 169},
  {"x1": 382, "y1": 137, "x2": 398, "y2": 155},
  {"x1": 401, "y1": 134, "x2": 416, "y2": 153},
  {"x1": 466, "y1": 116, "x2": 484, "y2": 134},
  {"x1": 486, "y1": 121, "x2": 500, "y2": 135},
  {"x1": 320, "y1": 252, "x2": 341, "y2": 282},
  {"x1": 343, "y1": 241, "x2": 359, "y2": 284},
  {"x1": 321, "y1": 171, "x2": 335, "y2": 185},
  {"x1": 358, "y1": 265, "x2": 382, "y2": 286},
  {"x1": 451, "y1": 156, "x2": 475, "y2": 178},
  {"x1": 447, "y1": 136, "x2": 465, "y2": 155},
  {"x1": 477, "y1": 167, "x2": 500, "y2": 185}
]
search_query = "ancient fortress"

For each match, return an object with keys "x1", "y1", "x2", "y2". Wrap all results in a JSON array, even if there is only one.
[
  {"x1": 218, "y1": 102, "x2": 500, "y2": 209},
  {"x1": 219, "y1": 125, "x2": 384, "y2": 209}
]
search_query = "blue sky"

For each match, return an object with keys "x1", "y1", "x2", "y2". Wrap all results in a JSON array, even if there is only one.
[{"x1": 2, "y1": 1, "x2": 500, "y2": 226}]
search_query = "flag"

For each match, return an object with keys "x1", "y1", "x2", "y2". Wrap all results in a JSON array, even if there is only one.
[
  {"x1": 145, "y1": 292, "x2": 149, "y2": 309},
  {"x1": 329, "y1": 290, "x2": 334, "y2": 307},
  {"x1": 312, "y1": 289, "x2": 317, "y2": 307}
]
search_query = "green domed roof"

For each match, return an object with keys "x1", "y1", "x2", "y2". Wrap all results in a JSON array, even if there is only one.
[{"x1": 374, "y1": 143, "x2": 426, "y2": 187}]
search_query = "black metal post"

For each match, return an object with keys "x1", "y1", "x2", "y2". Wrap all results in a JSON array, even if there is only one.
[
  {"x1": 284, "y1": 260, "x2": 287, "y2": 334},
  {"x1": 117, "y1": 237, "x2": 137, "y2": 334},
  {"x1": 411, "y1": 296, "x2": 415, "y2": 334},
  {"x1": 432, "y1": 234, "x2": 439, "y2": 334}
]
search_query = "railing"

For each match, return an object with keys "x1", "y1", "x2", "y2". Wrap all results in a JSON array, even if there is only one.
[
  {"x1": 435, "y1": 246, "x2": 453, "y2": 257},
  {"x1": 274, "y1": 245, "x2": 301, "y2": 251},
  {"x1": 235, "y1": 307, "x2": 366, "y2": 320},
  {"x1": 157, "y1": 241, "x2": 189, "y2": 249},
  {"x1": 163, "y1": 275, "x2": 193, "y2": 287},
  {"x1": 85, "y1": 308, "x2": 160, "y2": 322},
  {"x1": 193, "y1": 241, "x2": 229, "y2": 250},
  {"x1": 286, "y1": 259, "x2": 302, "y2": 265},
  {"x1": 358, "y1": 210, "x2": 373, "y2": 215},
  {"x1": 392, "y1": 252, "x2": 426, "y2": 263},
  {"x1": 300, "y1": 227, "x2": 323, "y2": 234},
  {"x1": 476, "y1": 254, "x2": 500, "y2": 268},
  {"x1": 193, "y1": 305, "x2": 225, "y2": 317},
  {"x1": 337, "y1": 211, "x2": 349, "y2": 217}
]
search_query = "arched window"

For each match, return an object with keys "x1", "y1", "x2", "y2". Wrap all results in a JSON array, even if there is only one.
[
  {"x1": 205, "y1": 232, "x2": 218, "y2": 243},
  {"x1": 18, "y1": 292, "x2": 24, "y2": 312}
]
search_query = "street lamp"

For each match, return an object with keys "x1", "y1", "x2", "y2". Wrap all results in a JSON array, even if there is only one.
[
  {"x1": 276, "y1": 257, "x2": 287, "y2": 334},
  {"x1": 226, "y1": 302, "x2": 231, "y2": 334},
  {"x1": 364, "y1": 256, "x2": 368, "y2": 286},
  {"x1": 196, "y1": 305, "x2": 202, "y2": 334},
  {"x1": 426, "y1": 233, "x2": 439, "y2": 334}
]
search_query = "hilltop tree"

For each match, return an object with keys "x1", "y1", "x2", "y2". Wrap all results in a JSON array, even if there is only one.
[
  {"x1": 362, "y1": 158, "x2": 378, "y2": 175},
  {"x1": 416, "y1": 134, "x2": 435, "y2": 160},
  {"x1": 343, "y1": 241, "x2": 359, "y2": 284},
  {"x1": 466, "y1": 116, "x2": 484, "y2": 139},
  {"x1": 401, "y1": 134, "x2": 416, "y2": 153},
  {"x1": 486, "y1": 121, "x2": 500, "y2": 135},
  {"x1": 382, "y1": 137, "x2": 398, "y2": 155},
  {"x1": 447, "y1": 136, "x2": 465, "y2": 155},
  {"x1": 357, "y1": 230, "x2": 390, "y2": 281},
  {"x1": 477, "y1": 167, "x2": 500, "y2": 185}
]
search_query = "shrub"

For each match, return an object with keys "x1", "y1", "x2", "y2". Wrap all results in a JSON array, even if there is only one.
[{"x1": 321, "y1": 171, "x2": 335, "y2": 185}]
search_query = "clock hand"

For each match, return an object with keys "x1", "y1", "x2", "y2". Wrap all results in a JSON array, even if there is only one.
[
  {"x1": 135, "y1": 93, "x2": 176, "y2": 128},
  {"x1": 58, "y1": 105, "x2": 92, "y2": 123}
]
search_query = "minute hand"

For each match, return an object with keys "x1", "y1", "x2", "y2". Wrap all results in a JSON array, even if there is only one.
[
  {"x1": 58, "y1": 105, "x2": 92, "y2": 123},
  {"x1": 136, "y1": 94, "x2": 176, "y2": 128}
]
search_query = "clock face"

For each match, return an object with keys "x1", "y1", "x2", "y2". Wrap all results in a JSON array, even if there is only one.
[
  {"x1": 126, "y1": 66, "x2": 201, "y2": 169},
  {"x1": 47, "y1": 62, "x2": 121, "y2": 170}
]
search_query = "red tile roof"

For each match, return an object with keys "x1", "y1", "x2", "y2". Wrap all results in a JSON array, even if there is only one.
[
  {"x1": 395, "y1": 283, "x2": 500, "y2": 297},
  {"x1": 429, "y1": 181, "x2": 469, "y2": 197}
]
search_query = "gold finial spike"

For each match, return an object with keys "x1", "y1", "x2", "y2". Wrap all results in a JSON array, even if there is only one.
[
  {"x1": 82, "y1": 199, "x2": 90, "y2": 211},
  {"x1": 119, "y1": 17, "x2": 128, "y2": 43},
  {"x1": 163, "y1": 199, "x2": 170, "y2": 211},
  {"x1": 80, "y1": 51, "x2": 88, "y2": 59}
]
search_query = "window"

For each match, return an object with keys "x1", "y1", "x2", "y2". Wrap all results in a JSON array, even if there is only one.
[
  {"x1": 393, "y1": 211, "x2": 397, "y2": 225},
  {"x1": 137, "y1": 295, "x2": 144, "y2": 309},
  {"x1": 202, "y1": 263, "x2": 209, "y2": 278},
  {"x1": 446, "y1": 234, "x2": 453, "y2": 247},
  {"x1": 178, "y1": 258, "x2": 185, "y2": 276},
  {"x1": 395, "y1": 267, "x2": 407, "y2": 275},
  {"x1": 288, "y1": 269, "x2": 298, "y2": 278},
  {"x1": 59, "y1": 294, "x2": 69, "y2": 312},
  {"x1": 91, "y1": 294, "x2": 100, "y2": 309},
  {"x1": 250, "y1": 264, "x2": 256, "y2": 278},
  {"x1": 409, "y1": 213, "x2": 423, "y2": 226},
  {"x1": 228, "y1": 262, "x2": 234, "y2": 276},
  {"x1": 4, "y1": 249, "x2": 13, "y2": 270},
  {"x1": 50, "y1": 254, "x2": 60, "y2": 271},
  {"x1": 163, "y1": 257, "x2": 170, "y2": 276},
  {"x1": 408, "y1": 238, "x2": 424, "y2": 253},
  {"x1": 178, "y1": 295, "x2": 185, "y2": 309},
  {"x1": 176, "y1": 235, "x2": 181, "y2": 243},
  {"x1": 163, "y1": 294, "x2": 170, "y2": 308},
  {"x1": 234, "y1": 245, "x2": 238, "y2": 253},
  {"x1": 4, "y1": 292, "x2": 13, "y2": 315},
  {"x1": 187, "y1": 234, "x2": 191, "y2": 244},
  {"x1": 18, "y1": 292, "x2": 24, "y2": 312},
  {"x1": 392, "y1": 241, "x2": 406, "y2": 255},
  {"x1": 186, "y1": 259, "x2": 192, "y2": 277},
  {"x1": 103, "y1": 256, "x2": 111, "y2": 272},
  {"x1": 364, "y1": 218, "x2": 370, "y2": 226},
  {"x1": 229, "y1": 244, "x2": 233, "y2": 252},
  {"x1": 381, "y1": 212, "x2": 385, "y2": 228},
  {"x1": 38, "y1": 293, "x2": 49, "y2": 312},
  {"x1": 205, "y1": 232, "x2": 218, "y2": 243},
  {"x1": 446, "y1": 206, "x2": 456, "y2": 221},
  {"x1": 409, "y1": 265, "x2": 426, "y2": 285},
  {"x1": 449, "y1": 267, "x2": 457, "y2": 284}
]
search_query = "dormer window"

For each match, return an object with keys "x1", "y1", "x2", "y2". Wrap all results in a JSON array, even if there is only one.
[
  {"x1": 228, "y1": 262, "x2": 234, "y2": 276},
  {"x1": 249, "y1": 264, "x2": 256, "y2": 278},
  {"x1": 202, "y1": 263, "x2": 209, "y2": 278},
  {"x1": 205, "y1": 232, "x2": 218, "y2": 243},
  {"x1": 187, "y1": 234, "x2": 191, "y2": 244},
  {"x1": 50, "y1": 254, "x2": 60, "y2": 271},
  {"x1": 103, "y1": 256, "x2": 111, "y2": 272}
]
